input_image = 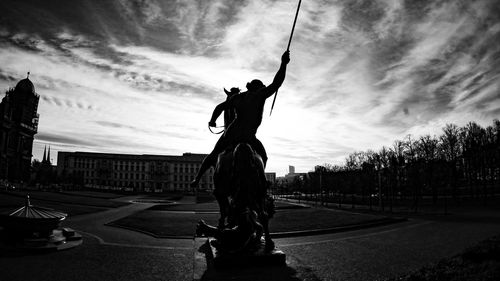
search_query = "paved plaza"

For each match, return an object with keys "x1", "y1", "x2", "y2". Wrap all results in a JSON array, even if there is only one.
[{"x1": 1, "y1": 193, "x2": 500, "y2": 281}]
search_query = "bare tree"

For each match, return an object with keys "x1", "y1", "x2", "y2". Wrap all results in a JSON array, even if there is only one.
[
  {"x1": 416, "y1": 135, "x2": 439, "y2": 204},
  {"x1": 440, "y1": 123, "x2": 461, "y2": 201},
  {"x1": 305, "y1": 119, "x2": 498, "y2": 212},
  {"x1": 460, "y1": 122, "x2": 485, "y2": 198},
  {"x1": 392, "y1": 140, "x2": 406, "y2": 201}
]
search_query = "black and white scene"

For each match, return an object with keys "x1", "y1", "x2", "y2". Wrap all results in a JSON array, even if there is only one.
[{"x1": 0, "y1": 0, "x2": 499, "y2": 280}]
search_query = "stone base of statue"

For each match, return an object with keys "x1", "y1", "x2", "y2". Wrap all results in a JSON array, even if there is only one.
[
  {"x1": 194, "y1": 237, "x2": 288, "y2": 281},
  {"x1": 193, "y1": 142, "x2": 284, "y2": 279},
  {"x1": 208, "y1": 237, "x2": 286, "y2": 268}
]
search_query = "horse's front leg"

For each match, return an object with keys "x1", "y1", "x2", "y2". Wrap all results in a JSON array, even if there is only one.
[
  {"x1": 259, "y1": 212, "x2": 275, "y2": 252},
  {"x1": 215, "y1": 194, "x2": 229, "y2": 229}
]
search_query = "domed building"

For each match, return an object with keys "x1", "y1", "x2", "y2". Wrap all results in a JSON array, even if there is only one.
[{"x1": 0, "y1": 73, "x2": 40, "y2": 183}]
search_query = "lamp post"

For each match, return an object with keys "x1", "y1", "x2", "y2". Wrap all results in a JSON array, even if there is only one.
[{"x1": 319, "y1": 170, "x2": 323, "y2": 206}]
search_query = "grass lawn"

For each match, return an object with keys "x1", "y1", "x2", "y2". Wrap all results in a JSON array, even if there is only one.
[
  {"x1": 0, "y1": 191, "x2": 124, "y2": 217},
  {"x1": 109, "y1": 207, "x2": 388, "y2": 237},
  {"x1": 148, "y1": 202, "x2": 219, "y2": 211},
  {"x1": 0, "y1": 196, "x2": 108, "y2": 217},
  {"x1": 108, "y1": 211, "x2": 220, "y2": 237},
  {"x1": 270, "y1": 208, "x2": 386, "y2": 233},
  {"x1": 147, "y1": 201, "x2": 309, "y2": 212},
  {"x1": 388, "y1": 234, "x2": 500, "y2": 281},
  {"x1": 59, "y1": 191, "x2": 124, "y2": 199},
  {"x1": 142, "y1": 194, "x2": 184, "y2": 201},
  {"x1": 0, "y1": 190, "x2": 128, "y2": 208}
]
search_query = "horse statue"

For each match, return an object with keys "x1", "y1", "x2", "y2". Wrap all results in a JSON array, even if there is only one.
[{"x1": 196, "y1": 142, "x2": 275, "y2": 253}]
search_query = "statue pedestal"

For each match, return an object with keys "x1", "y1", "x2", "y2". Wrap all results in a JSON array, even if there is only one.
[
  {"x1": 193, "y1": 237, "x2": 287, "y2": 281},
  {"x1": 208, "y1": 238, "x2": 286, "y2": 268}
]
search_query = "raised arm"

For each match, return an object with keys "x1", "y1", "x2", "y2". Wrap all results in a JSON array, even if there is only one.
[{"x1": 262, "y1": 51, "x2": 290, "y2": 99}]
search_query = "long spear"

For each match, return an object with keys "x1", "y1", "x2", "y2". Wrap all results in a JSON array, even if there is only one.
[{"x1": 270, "y1": 0, "x2": 302, "y2": 116}]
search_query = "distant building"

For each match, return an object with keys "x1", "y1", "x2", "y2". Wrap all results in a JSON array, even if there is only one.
[
  {"x1": 0, "y1": 74, "x2": 39, "y2": 182},
  {"x1": 285, "y1": 165, "x2": 305, "y2": 178},
  {"x1": 32, "y1": 145, "x2": 56, "y2": 185},
  {"x1": 277, "y1": 165, "x2": 306, "y2": 186},
  {"x1": 265, "y1": 172, "x2": 276, "y2": 184},
  {"x1": 57, "y1": 151, "x2": 214, "y2": 192}
]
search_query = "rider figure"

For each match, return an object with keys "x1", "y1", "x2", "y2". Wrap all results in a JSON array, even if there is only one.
[{"x1": 191, "y1": 51, "x2": 290, "y2": 187}]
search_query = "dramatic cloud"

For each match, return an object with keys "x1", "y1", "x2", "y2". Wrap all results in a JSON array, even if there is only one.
[{"x1": 0, "y1": 0, "x2": 499, "y2": 175}]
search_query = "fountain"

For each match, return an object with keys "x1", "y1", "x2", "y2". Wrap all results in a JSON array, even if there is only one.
[{"x1": 0, "y1": 195, "x2": 82, "y2": 250}]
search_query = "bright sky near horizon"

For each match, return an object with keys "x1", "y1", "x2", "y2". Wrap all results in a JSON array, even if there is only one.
[{"x1": 0, "y1": 0, "x2": 499, "y2": 176}]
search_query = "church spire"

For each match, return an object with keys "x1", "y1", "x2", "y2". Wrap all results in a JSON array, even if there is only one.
[
  {"x1": 42, "y1": 145, "x2": 47, "y2": 163},
  {"x1": 47, "y1": 146, "x2": 51, "y2": 164}
]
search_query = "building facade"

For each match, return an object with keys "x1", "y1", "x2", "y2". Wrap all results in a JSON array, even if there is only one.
[
  {"x1": 277, "y1": 165, "x2": 306, "y2": 186},
  {"x1": 57, "y1": 151, "x2": 214, "y2": 192},
  {"x1": 0, "y1": 75, "x2": 39, "y2": 182},
  {"x1": 264, "y1": 172, "x2": 276, "y2": 184}
]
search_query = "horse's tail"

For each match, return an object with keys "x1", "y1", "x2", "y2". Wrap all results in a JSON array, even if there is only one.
[{"x1": 231, "y1": 143, "x2": 268, "y2": 210}]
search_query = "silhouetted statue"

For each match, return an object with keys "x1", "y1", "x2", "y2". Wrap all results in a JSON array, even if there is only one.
[
  {"x1": 196, "y1": 143, "x2": 276, "y2": 252},
  {"x1": 191, "y1": 50, "x2": 290, "y2": 187},
  {"x1": 194, "y1": 51, "x2": 290, "y2": 253}
]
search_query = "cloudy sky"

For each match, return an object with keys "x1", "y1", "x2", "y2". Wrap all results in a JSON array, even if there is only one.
[{"x1": 0, "y1": 0, "x2": 499, "y2": 176}]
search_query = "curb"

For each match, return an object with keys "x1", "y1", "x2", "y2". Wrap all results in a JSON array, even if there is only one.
[
  {"x1": 106, "y1": 217, "x2": 407, "y2": 240},
  {"x1": 270, "y1": 217, "x2": 407, "y2": 238},
  {"x1": 104, "y1": 222, "x2": 193, "y2": 239}
]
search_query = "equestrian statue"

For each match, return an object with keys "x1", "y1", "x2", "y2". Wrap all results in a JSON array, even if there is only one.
[{"x1": 194, "y1": 51, "x2": 290, "y2": 253}]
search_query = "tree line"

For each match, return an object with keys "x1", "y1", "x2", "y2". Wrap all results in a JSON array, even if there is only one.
[{"x1": 280, "y1": 119, "x2": 500, "y2": 211}]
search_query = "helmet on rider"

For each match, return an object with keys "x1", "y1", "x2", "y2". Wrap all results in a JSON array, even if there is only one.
[{"x1": 246, "y1": 79, "x2": 265, "y2": 92}]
